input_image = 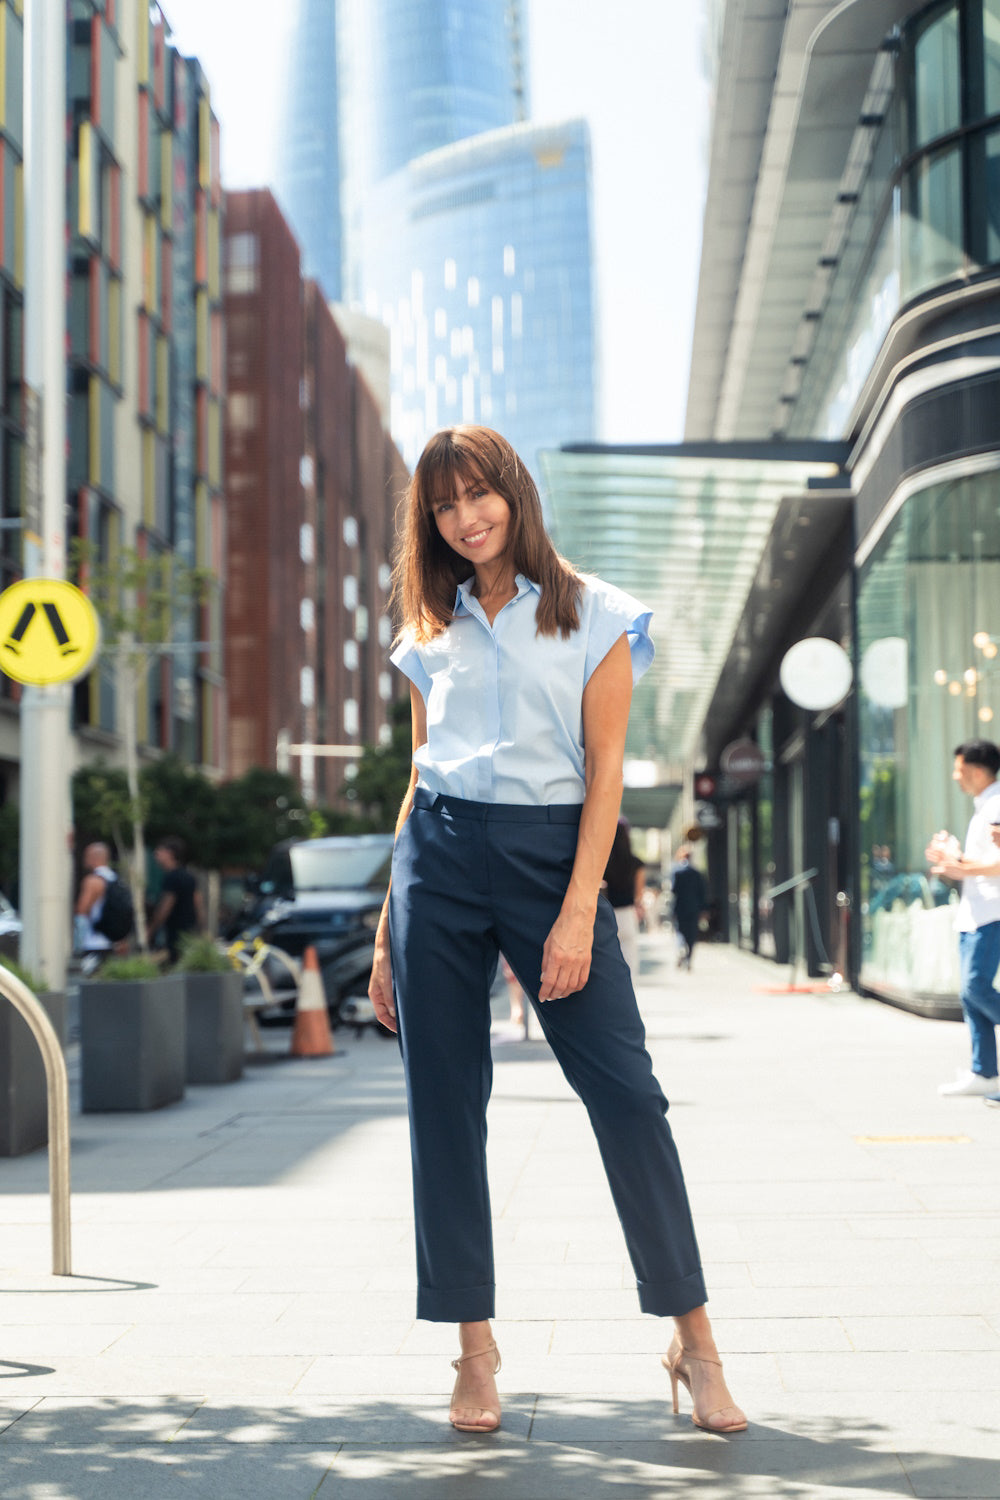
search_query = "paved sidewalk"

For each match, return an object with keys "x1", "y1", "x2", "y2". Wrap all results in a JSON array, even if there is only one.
[{"x1": 1, "y1": 934, "x2": 999, "y2": 1498}]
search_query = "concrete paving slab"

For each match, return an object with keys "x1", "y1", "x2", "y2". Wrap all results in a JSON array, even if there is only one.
[
  {"x1": 839, "y1": 1315, "x2": 1000, "y2": 1351},
  {"x1": 0, "y1": 1445, "x2": 338, "y2": 1500},
  {"x1": 322, "y1": 1438, "x2": 915, "y2": 1499},
  {"x1": 0, "y1": 1396, "x2": 203, "y2": 1443}
]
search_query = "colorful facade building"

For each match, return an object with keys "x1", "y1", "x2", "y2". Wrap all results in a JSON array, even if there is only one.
[
  {"x1": 0, "y1": 0, "x2": 225, "y2": 812},
  {"x1": 68, "y1": 0, "x2": 225, "y2": 770}
]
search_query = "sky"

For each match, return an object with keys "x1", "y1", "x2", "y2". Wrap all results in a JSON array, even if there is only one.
[{"x1": 163, "y1": 0, "x2": 709, "y2": 443}]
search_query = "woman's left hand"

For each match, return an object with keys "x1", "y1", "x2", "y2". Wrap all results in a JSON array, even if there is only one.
[{"x1": 539, "y1": 907, "x2": 594, "y2": 1000}]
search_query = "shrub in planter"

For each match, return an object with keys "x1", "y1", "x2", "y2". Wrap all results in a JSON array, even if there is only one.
[
  {"x1": 0, "y1": 958, "x2": 66, "y2": 1156},
  {"x1": 80, "y1": 960, "x2": 185, "y2": 1113},
  {"x1": 175, "y1": 935, "x2": 244, "y2": 1085}
]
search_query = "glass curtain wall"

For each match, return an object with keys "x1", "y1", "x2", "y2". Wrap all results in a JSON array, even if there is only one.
[
  {"x1": 794, "y1": 0, "x2": 1000, "y2": 439},
  {"x1": 857, "y1": 469, "x2": 1000, "y2": 998}
]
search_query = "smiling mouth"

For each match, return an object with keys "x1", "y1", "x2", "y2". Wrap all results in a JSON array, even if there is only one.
[{"x1": 462, "y1": 528, "x2": 492, "y2": 545}]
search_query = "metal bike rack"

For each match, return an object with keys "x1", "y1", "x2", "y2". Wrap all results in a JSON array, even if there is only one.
[{"x1": 0, "y1": 963, "x2": 72, "y2": 1274}]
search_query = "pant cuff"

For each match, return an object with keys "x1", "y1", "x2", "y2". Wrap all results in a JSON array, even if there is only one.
[
  {"x1": 637, "y1": 1269, "x2": 707, "y2": 1318},
  {"x1": 417, "y1": 1281, "x2": 496, "y2": 1322}
]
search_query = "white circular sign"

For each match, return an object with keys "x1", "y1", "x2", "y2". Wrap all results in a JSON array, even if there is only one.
[
  {"x1": 860, "y1": 636, "x2": 908, "y2": 709},
  {"x1": 780, "y1": 637, "x2": 853, "y2": 711}
]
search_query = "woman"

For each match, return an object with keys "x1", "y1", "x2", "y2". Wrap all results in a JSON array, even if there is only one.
[
  {"x1": 369, "y1": 426, "x2": 745, "y2": 1437},
  {"x1": 603, "y1": 818, "x2": 646, "y2": 982}
]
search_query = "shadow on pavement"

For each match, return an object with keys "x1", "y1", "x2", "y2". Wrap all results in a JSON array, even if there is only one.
[{"x1": 0, "y1": 1396, "x2": 992, "y2": 1499}]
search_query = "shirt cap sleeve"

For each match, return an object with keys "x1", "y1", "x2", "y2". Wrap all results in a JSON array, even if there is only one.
[
  {"x1": 583, "y1": 579, "x2": 655, "y2": 686},
  {"x1": 389, "y1": 634, "x2": 432, "y2": 701}
]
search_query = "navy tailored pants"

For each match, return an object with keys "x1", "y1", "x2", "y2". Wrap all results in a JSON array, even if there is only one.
[{"x1": 388, "y1": 788, "x2": 708, "y2": 1323}]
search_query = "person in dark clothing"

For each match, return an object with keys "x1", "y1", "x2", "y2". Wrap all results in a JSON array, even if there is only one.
[
  {"x1": 149, "y1": 836, "x2": 202, "y2": 962},
  {"x1": 603, "y1": 817, "x2": 645, "y2": 981},
  {"x1": 671, "y1": 845, "x2": 708, "y2": 971}
]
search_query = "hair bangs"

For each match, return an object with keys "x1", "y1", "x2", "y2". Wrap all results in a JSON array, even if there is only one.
[{"x1": 418, "y1": 433, "x2": 487, "y2": 519}]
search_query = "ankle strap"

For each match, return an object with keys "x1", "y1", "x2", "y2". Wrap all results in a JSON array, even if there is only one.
[
  {"x1": 680, "y1": 1349, "x2": 722, "y2": 1368},
  {"x1": 451, "y1": 1341, "x2": 501, "y2": 1374}
]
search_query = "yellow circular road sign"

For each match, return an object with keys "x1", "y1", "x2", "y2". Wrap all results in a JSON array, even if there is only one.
[{"x1": 0, "y1": 578, "x2": 101, "y2": 686}]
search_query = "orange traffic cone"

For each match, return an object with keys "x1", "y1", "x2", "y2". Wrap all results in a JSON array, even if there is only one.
[{"x1": 290, "y1": 946, "x2": 335, "y2": 1057}]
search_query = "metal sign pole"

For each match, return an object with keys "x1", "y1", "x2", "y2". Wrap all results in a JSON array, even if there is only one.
[{"x1": 20, "y1": 0, "x2": 72, "y2": 989}]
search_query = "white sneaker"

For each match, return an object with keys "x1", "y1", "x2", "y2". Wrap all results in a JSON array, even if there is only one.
[{"x1": 938, "y1": 1070, "x2": 1000, "y2": 1096}]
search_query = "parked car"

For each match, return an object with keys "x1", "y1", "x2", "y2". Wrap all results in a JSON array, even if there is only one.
[{"x1": 232, "y1": 834, "x2": 394, "y2": 1028}]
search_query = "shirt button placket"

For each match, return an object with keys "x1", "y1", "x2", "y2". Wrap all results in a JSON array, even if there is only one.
[{"x1": 480, "y1": 626, "x2": 501, "y2": 801}]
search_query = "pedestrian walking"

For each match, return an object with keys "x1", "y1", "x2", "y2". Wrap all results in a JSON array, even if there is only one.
[
  {"x1": 369, "y1": 425, "x2": 746, "y2": 1436},
  {"x1": 926, "y1": 740, "x2": 1000, "y2": 1097},
  {"x1": 73, "y1": 841, "x2": 122, "y2": 973},
  {"x1": 671, "y1": 844, "x2": 708, "y2": 970},
  {"x1": 148, "y1": 836, "x2": 202, "y2": 964},
  {"x1": 603, "y1": 816, "x2": 645, "y2": 982}
]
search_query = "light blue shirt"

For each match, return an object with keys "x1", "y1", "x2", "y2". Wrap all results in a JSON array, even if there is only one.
[{"x1": 390, "y1": 573, "x2": 654, "y2": 805}]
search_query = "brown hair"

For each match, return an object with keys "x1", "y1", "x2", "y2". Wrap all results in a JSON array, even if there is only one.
[{"x1": 392, "y1": 426, "x2": 582, "y2": 642}]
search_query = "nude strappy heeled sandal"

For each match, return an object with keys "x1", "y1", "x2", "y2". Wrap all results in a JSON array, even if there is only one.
[
  {"x1": 663, "y1": 1344, "x2": 748, "y2": 1433},
  {"x1": 449, "y1": 1341, "x2": 502, "y2": 1433}
]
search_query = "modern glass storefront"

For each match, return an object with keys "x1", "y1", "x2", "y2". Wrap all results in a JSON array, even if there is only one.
[
  {"x1": 857, "y1": 466, "x2": 1000, "y2": 1001},
  {"x1": 793, "y1": 0, "x2": 1000, "y2": 440}
]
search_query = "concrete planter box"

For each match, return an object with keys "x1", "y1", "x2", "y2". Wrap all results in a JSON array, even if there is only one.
[
  {"x1": 184, "y1": 971, "x2": 244, "y2": 1085},
  {"x1": 81, "y1": 974, "x2": 186, "y2": 1113},
  {"x1": 0, "y1": 990, "x2": 66, "y2": 1156}
]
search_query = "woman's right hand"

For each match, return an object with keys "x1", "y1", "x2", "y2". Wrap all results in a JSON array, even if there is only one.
[{"x1": 369, "y1": 938, "x2": 397, "y2": 1033}]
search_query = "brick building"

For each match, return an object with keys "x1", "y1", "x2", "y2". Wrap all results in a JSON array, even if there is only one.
[{"x1": 224, "y1": 190, "x2": 406, "y2": 803}]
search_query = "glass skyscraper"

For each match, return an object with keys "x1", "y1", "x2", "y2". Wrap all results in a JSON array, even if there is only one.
[
  {"x1": 277, "y1": 0, "x2": 596, "y2": 480},
  {"x1": 275, "y1": 0, "x2": 343, "y2": 300},
  {"x1": 354, "y1": 117, "x2": 596, "y2": 477}
]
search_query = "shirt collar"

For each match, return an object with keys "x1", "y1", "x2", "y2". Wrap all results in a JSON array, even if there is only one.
[
  {"x1": 453, "y1": 573, "x2": 539, "y2": 615},
  {"x1": 974, "y1": 780, "x2": 1000, "y2": 811}
]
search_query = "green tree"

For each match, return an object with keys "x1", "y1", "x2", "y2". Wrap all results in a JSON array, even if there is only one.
[
  {"x1": 71, "y1": 761, "x2": 133, "y2": 863},
  {"x1": 208, "y1": 768, "x2": 315, "y2": 870},
  {"x1": 72, "y1": 540, "x2": 213, "y2": 949},
  {"x1": 140, "y1": 753, "x2": 217, "y2": 855},
  {"x1": 341, "y1": 698, "x2": 412, "y2": 829}
]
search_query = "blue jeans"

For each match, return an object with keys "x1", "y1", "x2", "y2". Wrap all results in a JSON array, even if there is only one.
[{"x1": 958, "y1": 922, "x2": 1000, "y2": 1077}]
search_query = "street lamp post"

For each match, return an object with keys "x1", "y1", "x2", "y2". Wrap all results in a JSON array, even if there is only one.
[{"x1": 19, "y1": 0, "x2": 71, "y2": 986}]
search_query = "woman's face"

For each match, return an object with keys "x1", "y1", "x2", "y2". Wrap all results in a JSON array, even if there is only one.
[{"x1": 431, "y1": 474, "x2": 512, "y2": 574}]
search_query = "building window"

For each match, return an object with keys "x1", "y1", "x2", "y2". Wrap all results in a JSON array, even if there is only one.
[
  {"x1": 344, "y1": 698, "x2": 359, "y2": 736},
  {"x1": 985, "y1": 0, "x2": 1000, "y2": 114},
  {"x1": 225, "y1": 231, "x2": 259, "y2": 295},
  {"x1": 902, "y1": 143, "x2": 963, "y2": 297},
  {"x1": 912, "y1": 4, "x2": 961, "y2": 150}
]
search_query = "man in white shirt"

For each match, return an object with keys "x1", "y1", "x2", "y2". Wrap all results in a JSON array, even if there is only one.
[{"x1": 926, "y1": 741, "x2": 1000, "y2": 1096}]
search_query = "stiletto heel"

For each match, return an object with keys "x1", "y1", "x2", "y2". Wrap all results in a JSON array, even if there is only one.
[
  {"x1": 662, "y1": 1342, "x2": 747, "y2": 1434},
  {"x1": 449, "y1": 1341, "x2": 502, "y2": 1433}
]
